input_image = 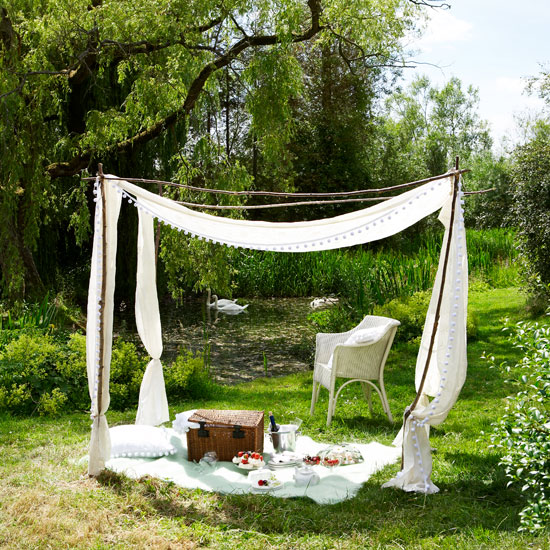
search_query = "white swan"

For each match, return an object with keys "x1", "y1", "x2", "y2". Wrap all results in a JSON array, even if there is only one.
[
  {"x1": 217, "y1": 301, "x2": 249, "y2": 313},
  {"x1": 206, "y1": 288, "x2": 239, "y2": 309},
  {"x1": 310, "y1": 297, "x2": 339, "y2": 308}
]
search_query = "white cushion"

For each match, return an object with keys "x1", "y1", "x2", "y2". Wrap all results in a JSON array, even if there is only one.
[
  {"x1": 326, "y1": 326, "x2": 388, "y2": 369},
  {"x1": 345, "y1": 326, "x2": 386, "y2": 345},
  {"x1": 109, "y1": 424, "x2": 177, "y2": 459}
]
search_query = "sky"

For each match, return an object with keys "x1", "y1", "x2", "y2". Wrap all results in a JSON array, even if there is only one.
[{"x1": 402, "y1": 0, "x2": 549, "y2": 148}]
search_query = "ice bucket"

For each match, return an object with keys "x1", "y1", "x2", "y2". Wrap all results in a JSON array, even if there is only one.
[{"x1": 269, "y1": 423, "x2": 299, "y2": 453}]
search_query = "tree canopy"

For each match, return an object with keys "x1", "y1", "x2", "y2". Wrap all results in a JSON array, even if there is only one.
[{"x1": 1, "y1": 0, "x2": 447, "y2": 301}]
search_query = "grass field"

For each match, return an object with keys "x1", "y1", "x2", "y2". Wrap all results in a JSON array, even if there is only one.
[{"x1": 0, "y1": 288, "x2": 549, "y2": 549}]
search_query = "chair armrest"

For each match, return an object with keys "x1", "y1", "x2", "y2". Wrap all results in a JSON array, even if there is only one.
[{"x1": 314, "y1": 332, "x2": 350, "y2": 365}]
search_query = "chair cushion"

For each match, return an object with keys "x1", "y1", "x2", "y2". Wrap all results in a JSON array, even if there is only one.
[
  {"x1": 324, "y1": 326, "x2": 388, "y2": 373},
  {"x1": 345, "y1": 326, "x2": 387, "y2": 345}
]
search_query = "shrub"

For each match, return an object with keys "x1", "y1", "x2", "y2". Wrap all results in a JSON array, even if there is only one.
[
  {"x1": 0, "y1": 331, "x2": 148, "y2": 415},
  {"x1": 512, "y1": 125, "x2": 550, "y2": 301},
  {"x1": 0, "y1": 333, "x2": 60, "y2": 414},
  {"x1": 489, "y1": 317, "x2": 550, "y2": 533},
  {"x1": 164, "y1": 349, "x2": 215, "y2": 401},
  {"x1": 307, "y1": 307, "x2": 355, "y2": 334},
  {"x1": 373, "y1": 290, "x2": 478, "y2": 343},
  {"x1": 109, "y1": 340, "x2": 147, "y2": 410}
]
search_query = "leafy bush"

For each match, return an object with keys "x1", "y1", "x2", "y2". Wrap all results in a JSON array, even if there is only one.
[
  {"x1": 373, "y1": 290, "x2": 478, "y2": 343},
  {"x1": 0, "y1": 332, "x2": 147, "y2": 415},
  {"x1": 512, "y1": 125, "x2": 550, "y2": 302},
  {"x1": 0, "y1": 327, "x2": 216, "y2": 416},
  {"x1": 164, "y1": 349, "x2": 215, "y2": 401},
  {"x1": 489, "y1": 317, "x2": 550, "y2": 533},
  {"x1": 307, "y1": 307, "x2": 355, "y2": 334}
]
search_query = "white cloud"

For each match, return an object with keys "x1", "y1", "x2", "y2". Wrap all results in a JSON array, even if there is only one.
[
  {"x1": 419, "y1": 10, "x2": 473, "y2": 50},
  {"x1": 494, "y1": 76, "x2": 527, "y2": 95}
]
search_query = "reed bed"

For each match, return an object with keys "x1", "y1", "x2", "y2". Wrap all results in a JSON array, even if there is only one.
[{"x1": 232, "y1": 228, "x2": 518, "y2": 304}]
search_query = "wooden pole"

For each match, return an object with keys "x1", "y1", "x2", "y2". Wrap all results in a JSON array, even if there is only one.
[
  {"x1": 95, "y1": 163, "x2": 107, "y2": 425},
  {"x1": 400, "y1": 158, "x2": 461, "y2": 468},
  {"x1": 155, "y1": 182, "x2": 162, "y2": 265},
  {"x1": 82, "y1": 169, "x2": 470, "y2": 197}
]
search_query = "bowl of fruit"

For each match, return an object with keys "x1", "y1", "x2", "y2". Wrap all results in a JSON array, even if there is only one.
[
  {"x1": 319, "y1": 444, "x2": 364, "y2": 468},
  {"x1": 303, "y1": 454, "x2": 321, "y2": 466},
  {"x1": 232, "y1": 451, "x2": 265, "y2": 470}
]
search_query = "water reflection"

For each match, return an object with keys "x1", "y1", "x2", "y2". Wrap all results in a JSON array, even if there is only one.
[{"x1": 114, "y1": 297, "x2": 317, "y2": 385}]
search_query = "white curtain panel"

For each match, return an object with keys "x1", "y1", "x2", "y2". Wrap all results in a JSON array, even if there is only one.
[
  {"x1": 86, "y1": 172, "x2": 467, "y2": 492},
  {"x1": 86, "y1": 178, "x2": 122, "y2": 476},
  {"x1": 383, "y1": 181, "x2": 467, "y2": 493},
  {"x1": 135, "y1": 209, "x2": 169, "y2": 426}
]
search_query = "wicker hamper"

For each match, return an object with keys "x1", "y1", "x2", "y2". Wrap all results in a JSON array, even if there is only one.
[{"x1": 186, "y1": 409, "x2": 264, "y2": 462}]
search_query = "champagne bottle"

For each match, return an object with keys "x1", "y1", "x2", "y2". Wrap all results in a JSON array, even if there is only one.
[{"x1": 269, "y1": 411, "x2": 280, "y2": 432}]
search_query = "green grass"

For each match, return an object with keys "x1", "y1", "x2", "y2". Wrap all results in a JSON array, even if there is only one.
[{"x1": 1, "y1": 288, "x2": 549, "y2": 549}]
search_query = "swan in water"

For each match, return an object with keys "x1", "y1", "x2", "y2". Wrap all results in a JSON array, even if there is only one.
[
  {"x1": 310, "y1": 297, "x2": 339, "y2": 308},
  {"x1": 217, "y1": 301, "x2": 249, "y2": 314},
  {"x1": 206, "y1": 288, "x2": 239, "y2": 309}
]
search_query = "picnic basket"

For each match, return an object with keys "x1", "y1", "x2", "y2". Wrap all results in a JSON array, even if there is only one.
[{"x1": 186, "y1": 409, "x2": 264, "y2": 462}]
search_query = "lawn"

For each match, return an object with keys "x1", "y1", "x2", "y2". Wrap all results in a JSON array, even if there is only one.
[{"x1": 0, "y1": 287, "x2": 549, "y2": 549}]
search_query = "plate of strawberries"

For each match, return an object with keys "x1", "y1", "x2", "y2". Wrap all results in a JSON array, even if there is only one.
[{"x1": 232, "y1": 451, "x2": 265, "y2": 470}]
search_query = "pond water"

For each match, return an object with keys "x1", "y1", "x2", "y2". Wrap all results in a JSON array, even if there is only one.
[{"x1": 114, "y1": 297, "x2": 320, "y2": 385}]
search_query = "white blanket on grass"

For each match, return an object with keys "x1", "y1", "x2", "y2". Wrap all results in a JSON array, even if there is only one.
[{"x1": 106, "y1": 430, "x2": 401, "y2": 504}]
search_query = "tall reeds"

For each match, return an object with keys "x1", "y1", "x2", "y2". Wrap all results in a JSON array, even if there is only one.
[{"x1": 232, "y1": 229, "x2": 517, "y2": 306}]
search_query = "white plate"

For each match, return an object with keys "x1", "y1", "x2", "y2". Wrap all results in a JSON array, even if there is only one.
[
  {"x1": 268, "y1": 452, "x2": 302, "y2": 466},
  {"x1": 251, "y1": 480, "x2": 283, "y2": 492},
  {"x1": 267, "y1": 461, "x2": 301, "y2": 469},
  {"x1": 232, "y1": 456, "x2": 265, "y2": 470},
  {"x1": 236, "y1": 461, "x2": 265, "y2": 470}
]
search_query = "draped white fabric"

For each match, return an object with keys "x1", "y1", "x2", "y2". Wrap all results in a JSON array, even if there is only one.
[
  {"x1": 112, "y1": 176, "x2": 452, "y2": 252},
  {"x1": 382, "y1": 180, "x2": 468, "y2": 493},
  {"x1": 86, "y1": 179, "x2": 122, "y2": 476},
  {"x1": 86, "y1": 172, "x2": 468, "y2": 492},
  {"x1": 135, "y1": 209, "x2": 169, "y2": 426}
]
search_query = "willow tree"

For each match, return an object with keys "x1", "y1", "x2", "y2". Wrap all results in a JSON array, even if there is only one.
[{"x1": 0, "y1": 0, "x2": 446, "y2": 301}]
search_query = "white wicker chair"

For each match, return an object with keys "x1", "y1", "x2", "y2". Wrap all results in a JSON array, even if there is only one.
[{"x1": 310, "y1": 315, "x2": 400, "y2": 426}]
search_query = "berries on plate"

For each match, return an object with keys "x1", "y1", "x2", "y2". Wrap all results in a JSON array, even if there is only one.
[{"x1": 232, "y1": 450, "x2": 265, "y2": 470}]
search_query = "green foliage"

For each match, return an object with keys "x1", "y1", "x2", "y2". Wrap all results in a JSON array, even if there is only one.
[
  {"x1": 0, "y1": 0, "x2": 430, "y2": 302},
  {"x1": 462, "y1": 152, "x2": 514, "y2": 229},
  {"x1": 366, "y1": 76, "x2": 493, "y2": 230},
  {"x1": 232, "y1": 228, "x2": 517, "y2": 304},
  {"x1": 307, "y1": 307, "x2": 355, "y2": 334},
  {"x1": 109, "y1": 339, "x2": 148, "y2": 411},
  {"x1": 0, "y1": 332, "x2": 62, "y2": 415},
  {"x1": 373, "y1": 290, "x2": 478, "y2": 343},
  {"x1": 0, "y1": 292, "x2": 57, "y2": 330},
  {"x1": 373, "y1": 290, "x2": 432, "y2": 342},
  {"x1": 0, "y1": 331, "x2": 148, "y2": 415},
  {"x1": 512, "y1": 122, "x2": 550, "y2": 301},
  {"x1": 489, "y1": 317, "x2": 550, "y2": 533},
  {"x1": 164, "y1": 348, "x2": 215, "y2": 401}
]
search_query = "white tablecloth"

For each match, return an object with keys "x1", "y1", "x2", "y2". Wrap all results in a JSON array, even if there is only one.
[{"x1": 106, "y1": 429, "x2": 400, "y2": 504}]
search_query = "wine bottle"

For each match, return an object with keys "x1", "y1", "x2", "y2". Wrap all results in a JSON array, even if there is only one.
[{"x1": 269, "y1": 411, "x2": 280, "y2": 432}]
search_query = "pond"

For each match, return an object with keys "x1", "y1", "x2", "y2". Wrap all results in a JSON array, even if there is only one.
[{"x1": 114, "y1": 297, "x2": 321, "y2": 385}]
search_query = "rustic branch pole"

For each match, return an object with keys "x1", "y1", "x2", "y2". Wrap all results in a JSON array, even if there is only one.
[
  {"x1": 95, "y1": 163, "x2": 107, "y2": 433},
  {"x1": 82, "y1": 169, "x2": 470, "y2": 197},
  {"x1": 155, "y1": 182, "x2": 162, "y2": 265},
  {"x1": 400, "y1": 157, "x2": 460, "y2": 468},
  {"x1": 172, "y1": 196, "x2": 395, "y2": 209}
]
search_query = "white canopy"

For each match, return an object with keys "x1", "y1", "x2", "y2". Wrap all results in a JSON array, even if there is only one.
[{"x1": 86, "y1": 172, "x2": 467, "y2": 493}]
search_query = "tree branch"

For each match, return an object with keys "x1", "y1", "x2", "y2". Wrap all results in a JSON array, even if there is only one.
[{"x1": 46, "y1": 0, "x2": 323, "y2": 178}]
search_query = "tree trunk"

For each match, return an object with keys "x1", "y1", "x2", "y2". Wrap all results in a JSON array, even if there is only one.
[{"x1": 0, "y1": 195, "x2": 45, "y2": 302}]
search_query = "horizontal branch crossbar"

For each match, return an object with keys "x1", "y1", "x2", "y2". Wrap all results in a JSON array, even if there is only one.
[
  {"x1": 174, "y1": 196, "x2": 394, "y2": 210},
  {"x1": 83, "y1": 169, "x2": 470, "y2": 197}
]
